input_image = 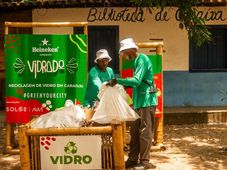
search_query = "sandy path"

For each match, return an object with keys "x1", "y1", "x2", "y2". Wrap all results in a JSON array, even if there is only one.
[{"x1": 0, "y1": 123, "x2": 226, "y2": 170}]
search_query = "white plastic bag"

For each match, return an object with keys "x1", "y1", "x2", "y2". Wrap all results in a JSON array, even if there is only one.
[
  {"x1": 92, "y1": 83, "x2": 140, "y2": 124},
  {"x1": 30, "y1": 100, "x2": 86, "y2": 128}
]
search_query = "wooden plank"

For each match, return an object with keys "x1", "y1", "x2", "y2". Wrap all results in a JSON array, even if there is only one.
[
  {"x1": 112, "y1": 124, "x2": 125, "y2": 170},
  {"x1": 18, "y1": 125, "x2": 31, "y2": 170},
  {"x1": 5, "y1": 21, "x2": 88, "y2": 28},
  {"x1": 26, "y1": 126, "x2": 112, "y2": 136}
]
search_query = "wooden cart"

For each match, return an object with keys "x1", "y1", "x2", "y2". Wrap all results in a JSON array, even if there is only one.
[{"x1": 18, "y1": 122, "x2": 125, "y2": 170}]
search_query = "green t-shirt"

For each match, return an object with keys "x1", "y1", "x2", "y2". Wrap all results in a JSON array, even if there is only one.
[
  {"x1": 83, "y1": 66, "x2": 114, "y2": 107},
  {"x1": 117, "y1": 53, "x2": 157, "y2": 109}
]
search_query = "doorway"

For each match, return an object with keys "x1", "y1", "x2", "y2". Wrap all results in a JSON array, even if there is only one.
[{"x1": 74, "y1": 25, "x2": 119, "y2": 73}]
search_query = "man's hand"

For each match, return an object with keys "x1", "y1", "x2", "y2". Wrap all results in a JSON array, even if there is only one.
[{"x1": 106, "y1": 78, "x2": 117, "y2": 87}]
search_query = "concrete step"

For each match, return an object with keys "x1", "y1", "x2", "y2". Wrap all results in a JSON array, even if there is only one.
[{"x1": 164, "y1": 106, "x2": 227, "y2": 125}]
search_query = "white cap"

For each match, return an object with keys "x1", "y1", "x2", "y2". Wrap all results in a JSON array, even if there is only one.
[
  {"x1": 94, "y1": 49, "x2": 112, "y2": 63},
  {"x1": 119, "y1": 38, "x2": 138, "y2": 53}
]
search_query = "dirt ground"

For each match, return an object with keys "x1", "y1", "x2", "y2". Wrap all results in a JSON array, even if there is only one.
[
  {"x1": 151, "y1": 123, "x2": 227, "y2": 170},
  {"x1": 0, "y1": 123, "x2": 227, "y2": 170}
]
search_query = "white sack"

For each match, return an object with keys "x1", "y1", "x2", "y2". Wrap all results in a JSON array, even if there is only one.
[
  {"x1": 30, "y1": 100, "x2": 86, "y2": 128},
  {"x1": 92, "y1": 83, "x2": 140, "y2": 124}
]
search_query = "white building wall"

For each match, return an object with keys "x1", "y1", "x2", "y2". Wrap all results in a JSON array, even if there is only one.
[
  {"x1": 33, "y1": 7, "x2": 227, "y2": 107},
  {"x1": 33, "y1": 7, "x2": 227, "y2": 72}
]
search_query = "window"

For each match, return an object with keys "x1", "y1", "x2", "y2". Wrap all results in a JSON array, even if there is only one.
[{"x1": 189, "y1": 25, "x2": 227, "y2": 72}]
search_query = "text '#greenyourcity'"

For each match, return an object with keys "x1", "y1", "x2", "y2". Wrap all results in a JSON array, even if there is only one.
[{"x1": 23, "y1": 93, "x2": 67, "y2": 99}]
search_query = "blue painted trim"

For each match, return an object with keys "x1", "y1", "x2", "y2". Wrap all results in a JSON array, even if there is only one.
[{"x1": 164, "y1": 71, "x2": 227, "y2": 107}]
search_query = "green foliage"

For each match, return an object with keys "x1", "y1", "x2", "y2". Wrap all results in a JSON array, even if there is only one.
[
  {"x1": 131, "y1": 0, "x2": 212, "y2": 47},
  {"x1": 220, "y1": 89, "x2": 227, "y2": 101}
]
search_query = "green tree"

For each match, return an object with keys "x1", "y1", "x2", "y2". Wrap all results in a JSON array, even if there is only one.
[{"x1": 131, "y1": 0, "x2": 212, "y2": 47}]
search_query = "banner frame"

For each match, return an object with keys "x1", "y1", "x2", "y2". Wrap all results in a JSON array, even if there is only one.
[{"x1": 4, "y1": 21, "x2": 88, "y2": 154}]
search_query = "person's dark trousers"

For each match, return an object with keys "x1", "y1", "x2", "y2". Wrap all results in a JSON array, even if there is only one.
[{"x1": 128, "y1": 106, "x2": 156, "y2": 163}]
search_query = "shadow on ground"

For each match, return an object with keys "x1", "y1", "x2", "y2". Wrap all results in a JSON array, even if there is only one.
[
  {"x1": 151, "y1": 123, "x2": 227, "y2": 170},
  {"x1": 0, "y1": 123, "x2": 227, "y2": 170}
]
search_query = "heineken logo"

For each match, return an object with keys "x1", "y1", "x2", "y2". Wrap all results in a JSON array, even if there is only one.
[
  {"x1": 32, "y1": 47, "x2": 59, "y2": 53},
  {"x1": 41, "y1": 38, "x2": 49, "y2": 46},
  {"x1": 32, "y1": 38, "x2": 59, "y2": 53}
]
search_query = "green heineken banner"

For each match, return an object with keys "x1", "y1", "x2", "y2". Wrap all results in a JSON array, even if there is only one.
[
  {"x1": 5, "y1": 34, "x2": 87, "y2": 123},
  {"x1": 121, "y1": 54, "x2": 163, "y2": 117}
]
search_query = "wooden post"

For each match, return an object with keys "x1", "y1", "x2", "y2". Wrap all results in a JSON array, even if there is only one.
[
  {"x1": 122, "y1": 122, "x2": 127, "y2": 147},
  {"x1": 5, "y1": 123, "x2": 12, "y2": 151},
  {"x1": 4, "y1": 24, "x2": 13, "y2": 153},
  {"x1": 154, "y1": 45, "x2": 164, "y2": 145},
  {"x1": 18, "y1": 125, "x2": 31, "y2": 170},
  {"x1": 5, "y1": 23, "x2": 16, "y2": 154},
  {"x1": 84, "y1": 24, "x2": 88, "y2": 35},
  {"x1": 112, "y1": 124, "x2": 125, "y2": 170},
  {"x1": 5, "y1": 123, "x2": 19, "y2": 154}
]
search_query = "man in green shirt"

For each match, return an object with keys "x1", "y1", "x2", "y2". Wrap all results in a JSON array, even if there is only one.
[
  {"x1": 83, "y1": 49, "x2": 114, "y2": 108},
  {"x1": 107, "y1": 38, "x2": 157, "y2": 169}
]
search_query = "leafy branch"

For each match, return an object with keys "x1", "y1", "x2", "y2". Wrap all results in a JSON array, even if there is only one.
[{"x1": 130, "y1": 0, "x2": 212, "y2": 47}]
